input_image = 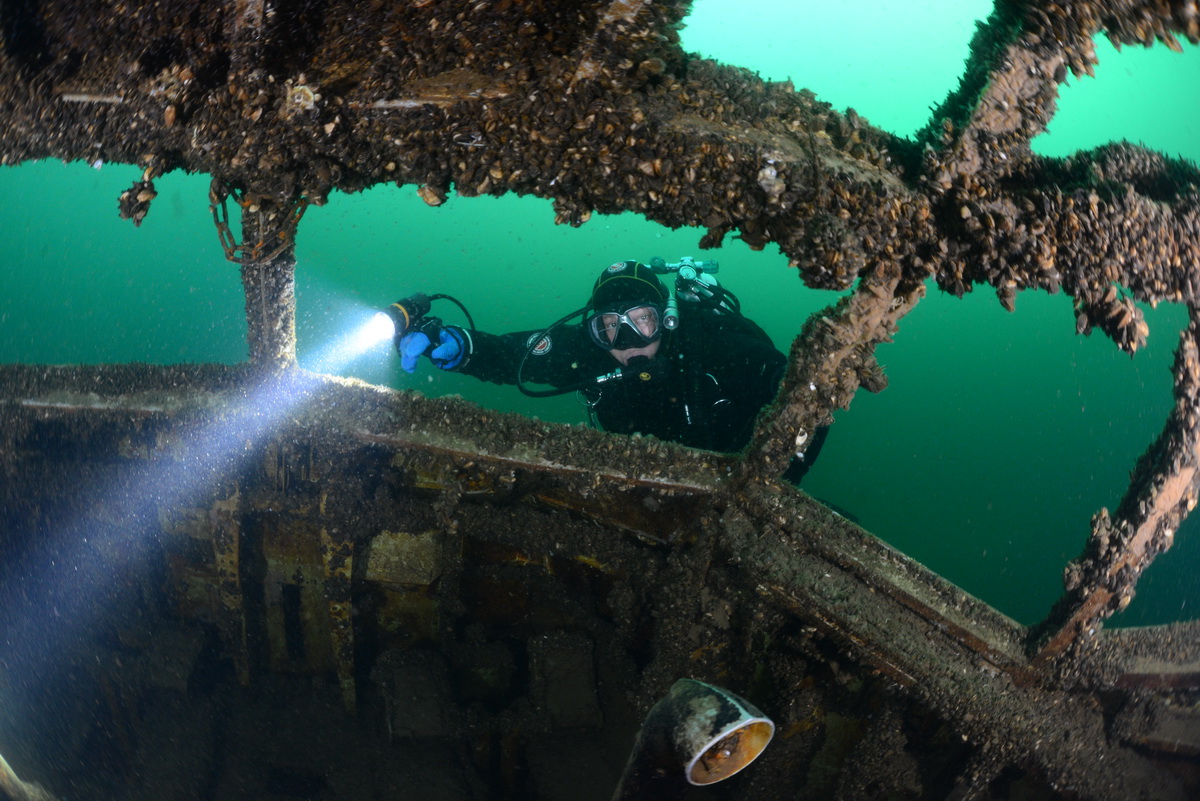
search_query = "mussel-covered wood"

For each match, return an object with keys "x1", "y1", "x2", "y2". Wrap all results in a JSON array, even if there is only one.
[
  {"x1": 1, "y1": 364, "x2": 1196, "y2": 799},
  {"x1": 4, "y1": 1, "x2": 1200, "y2": 797}
]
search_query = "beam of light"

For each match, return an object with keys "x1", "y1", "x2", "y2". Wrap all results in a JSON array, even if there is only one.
[
  {"x1": 361, "y1": 312, "x2": 398, "y2": 348},
  {"x1": 1, "y1": 291, "x2": 407, "y2": 741},
  {"x1": 0, "y1": 365, "x2": 350, "y2": 741},
  {"x1": 303, "y1": 307, "x2": 396, "y2": 376}
]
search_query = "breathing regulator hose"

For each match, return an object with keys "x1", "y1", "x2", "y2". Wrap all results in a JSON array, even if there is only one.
[{"x1": 516, "y1": 307, "x2": 608, "y2": 398}]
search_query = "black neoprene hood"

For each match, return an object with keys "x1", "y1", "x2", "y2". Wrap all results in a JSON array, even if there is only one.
[{"x1": 589, "y1": 261, "x2": 667, "y2": 313}]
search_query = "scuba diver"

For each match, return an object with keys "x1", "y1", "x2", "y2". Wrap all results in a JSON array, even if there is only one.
[{"x1": 390, "y1": 258, "x2": 826, "y2": 473}]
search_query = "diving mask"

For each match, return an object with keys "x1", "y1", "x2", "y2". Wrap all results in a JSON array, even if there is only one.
[{"x1": 586, "y1": 305, "x2": 663, "y2": 351}]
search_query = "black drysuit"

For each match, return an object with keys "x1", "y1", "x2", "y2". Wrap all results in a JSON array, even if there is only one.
[{"x1": 452, "y1": 309, "x2": 787, "y2": 453}]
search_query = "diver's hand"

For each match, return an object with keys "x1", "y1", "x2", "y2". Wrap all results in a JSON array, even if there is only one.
[
  {"x1": 429, "y1": 327, "x2": 465, "y2": 370},
  {"x1": 398, "y1": 331, "x2": 432, "y2": 373},
  {"x1": 398, "y1": 327, "x2": 465, "y2": 372}
]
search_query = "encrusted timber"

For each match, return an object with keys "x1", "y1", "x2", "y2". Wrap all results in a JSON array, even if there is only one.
[
  {"x1": 4, "y1": 0, "x2": 1199, "y2": 668},
  {"x1": 210, "y1": 485, "x2": 250, "y2": 686},
  {"x1": 0, "y1": 0, "x2": 920, "y2": 292},
  {"x1": 2, "y1": 0, "x2": 1198, "y2": 329},
  {"x1": 1033, "y1": 316, "x2": 1200, "y2": 667},
  {"x1": 1092, "y1": 620, "x2": 1200, "y2": 757},
  {"x1": 0, "y1": 368, "x2": 1063, "y2": 649},
  {"x1": 320, "y1": 526, "x2": 355, "y2": 712},
  {"x1": 744, "y1": 259, "x2": 925, "y2": 480},
  {"x1": 36, "y1": 0, "x2": 1200, "y2": 364},
  {"x1": 238, "y1": 210, "x2": 298, "y2": 370},
  {"x1": 931, "y1": 143, "x2": 1200, "y2": 354},
  {"x1": 909, "y1": 0, "x2": 1200, "y2": 675},
  {"x1": 915, "y1": 0, "x2": 1067, "y2": 311},
  {"x1": 1094, "y1": 620, "x2": 1200, "y2": 692},
  {"x1": 909, "y1": 1, "x2": 1200, "y2": 672},
  {"x1": 1034, "y1": 0, "x2": 1200, "y2": 70},
  {"x1": 0, "y1": 364, "x2": 723, "y2": 628},
  {"x1": 289, "y1": 77, "x2": 918, "y2": 301},
  {"x1": 5, "y1": 363, "x2": 1194, "y2": 798},
  {"x1": 727, "y1": 482, "x2": 1190, "y2": 801},
  {"x1": 920, "y1": 1, "x2": 1200, "y2": 353},
  {"x1": 13, "y1": 0, "x2": 1200, "y2": 417}
]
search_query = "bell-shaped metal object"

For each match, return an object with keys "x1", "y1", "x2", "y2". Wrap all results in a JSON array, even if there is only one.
[{"x1": 612, "y1": 678, "x2": 774, "y2": 800}]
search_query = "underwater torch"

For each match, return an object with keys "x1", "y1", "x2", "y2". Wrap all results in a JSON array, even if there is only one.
[
  {"x1": 380, "y1": 293, "x2": 433, "y2": 341},
  {"x1": 370, "y1": 292, "x2": 476, "y2": 351}
]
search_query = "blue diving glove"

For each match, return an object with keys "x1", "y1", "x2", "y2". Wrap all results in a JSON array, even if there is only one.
[
  {"x1": 398, "y1": 326, "x2": 466, "y2": 373},
  {"x1": 429, "y1": 326, "x2": 466, "y2": 370},
  {"x1": 398, "y1": 331, "x2": 432, "y2": 373}
]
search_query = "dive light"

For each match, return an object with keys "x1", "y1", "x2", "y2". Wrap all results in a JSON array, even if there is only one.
[
  {"x1": 384, "y1": 293, "x2": 433, "y2": 339},
  {"x1": 663, "y1": 296, "x2": 680, "y2": 331}
]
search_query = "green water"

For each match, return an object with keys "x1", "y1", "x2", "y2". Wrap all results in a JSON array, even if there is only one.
[{"x1": 2, "y1": 0, "x2": 1198, "y2": 627}]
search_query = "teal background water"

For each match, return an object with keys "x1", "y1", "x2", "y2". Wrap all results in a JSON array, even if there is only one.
[{"x1": 2, "y1": 0, "x2": 1198, "y2": 627}]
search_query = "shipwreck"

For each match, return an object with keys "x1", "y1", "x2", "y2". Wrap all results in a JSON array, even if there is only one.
[{"x1": 1, "y1": 1, "x2": 1199, "y2": 799}]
